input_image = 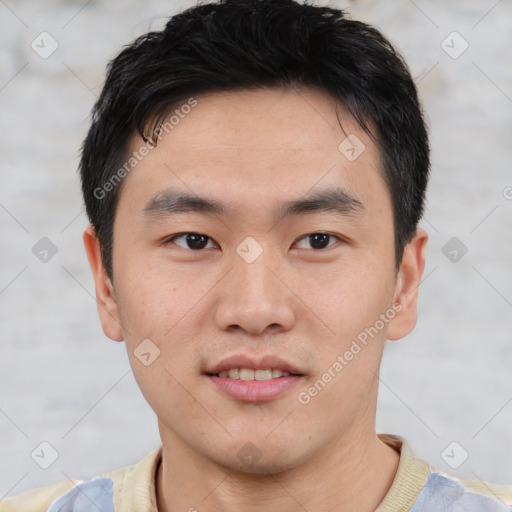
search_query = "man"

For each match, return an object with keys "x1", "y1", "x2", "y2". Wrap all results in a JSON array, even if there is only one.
[{"x1": 3, "y1": 0, "x2": 511, "y2": 510}]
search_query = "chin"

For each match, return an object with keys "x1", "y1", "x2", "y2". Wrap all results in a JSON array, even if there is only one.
[
  {"x1": 209, "y1": 441, "x2": 305, "y2": 476},
  {"x1": 226, "y1": 456, "x2": 299, "y2": 476}
]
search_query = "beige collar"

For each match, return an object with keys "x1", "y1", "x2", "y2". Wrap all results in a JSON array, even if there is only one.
[
  {"x1": 115, "y1": 434, "x2": 432, "y2": 512},
  {"x1": 375, "y1": 433, "x2": 432, "y2": 512}
]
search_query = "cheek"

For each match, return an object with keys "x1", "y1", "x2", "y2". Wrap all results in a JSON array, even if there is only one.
[
  {"x1": 292, "y1": 258, "x2": 395, "y2": 337},
  {"x1": 126, "y1": 350, "x2": 198, "y2": 430},
  {"x1": 115, "y1": 261, "x2": 197, "y2": 337},
  {"x1": 115, "y1": 264, "x2": 210, "y2": 394}
]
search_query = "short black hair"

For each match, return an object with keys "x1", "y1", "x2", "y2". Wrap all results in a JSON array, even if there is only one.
[{"x1": 80, "y1": 0, "x2": 430, "y2": 281}]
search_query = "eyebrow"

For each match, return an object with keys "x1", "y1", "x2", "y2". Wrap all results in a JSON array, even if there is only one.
[{"x1": 142, "y1": 186, "x2": 365, "y2": 222}]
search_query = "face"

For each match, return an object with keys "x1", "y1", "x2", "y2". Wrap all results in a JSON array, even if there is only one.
[{"x1": 85, "y1": 87, "x2": 426, "y2": 474}]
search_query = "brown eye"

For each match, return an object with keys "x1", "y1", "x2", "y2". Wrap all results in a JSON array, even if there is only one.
[
  {"x1": 167, "y1": 233, "x2": 216, "y2": 250},
  {"x1": 295, "y1": 233, "x2": 340, "y2": 250}
]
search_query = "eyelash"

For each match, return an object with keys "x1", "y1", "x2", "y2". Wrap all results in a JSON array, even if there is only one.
[{"x1": 163, "y1": 232, "x2": 344, "y2": 251}]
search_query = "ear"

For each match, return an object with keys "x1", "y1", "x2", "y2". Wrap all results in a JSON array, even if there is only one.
[
  {"x1": 83, "y1": 225, "x2": 124, "y2": 342},
  {"x1": 387, "y1": 227, "x2": 428, "y2": 341}
]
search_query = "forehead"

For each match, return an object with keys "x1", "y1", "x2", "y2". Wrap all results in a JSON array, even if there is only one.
[{"x1": 120, "y1": 87, "x2": 389, "y2": 220}]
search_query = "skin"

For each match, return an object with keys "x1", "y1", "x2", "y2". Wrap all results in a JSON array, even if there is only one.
[{"x1": 84, "y1": 87, "x2": 427, "y2": 512}]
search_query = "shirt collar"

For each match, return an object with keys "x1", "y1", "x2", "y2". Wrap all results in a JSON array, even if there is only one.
[
  {"x1": 375, "y1": 433, "x2": 432, "y2": 512},
  {"x1": 115, "y1": 434, "x2": 431, "y2": 512}
]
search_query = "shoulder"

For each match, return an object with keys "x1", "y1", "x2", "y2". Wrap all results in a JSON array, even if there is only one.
[
  {"x1": 456, "y1": 473, "x2": 512, "y2": 507},
  {"x1": 376, "y1": 434, "x2": 512, "y2": 512},
  {"x1": 0, "y1": 454, "x2": 147, "y2": 512},
  {"x1": 0, "y1": 475, "x2": 121, "y2": 512},
  {"x1": 412, "y1": 471, "x2": 512, "y2": 511},
  {"x1": 0, "y1": 478, "x2": 77, "y2": 512}
]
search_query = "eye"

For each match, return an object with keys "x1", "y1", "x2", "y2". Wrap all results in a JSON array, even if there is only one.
[
  {"x1": 294, "y1": 232, "x2": 341, "y2": 250},
  {"x1": 165, "y1": 233, "x2": 217, "y2": 250},
  {"x1": 164, "y1": 232, "x2": 343, "y2": 251}
]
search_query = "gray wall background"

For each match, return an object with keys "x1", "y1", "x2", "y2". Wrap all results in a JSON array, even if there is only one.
[{"x1": 0, "y1": 0, "x2": 511, "y2": 498}]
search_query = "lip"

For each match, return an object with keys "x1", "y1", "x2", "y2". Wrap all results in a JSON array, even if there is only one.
[
  {"x1": 204, "y1": 353, "x2": 306, "y2": 402},
  {"x1": 207, "y1": 374, "x2": 304, "y2": 402},
  {"x1": 205, "y1": 354, "x2": 304, "y2": 376}
]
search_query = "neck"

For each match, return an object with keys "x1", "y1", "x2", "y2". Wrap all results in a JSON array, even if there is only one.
[{"x1": 156, "y1": 426, "x2": 399, "y2": 512}]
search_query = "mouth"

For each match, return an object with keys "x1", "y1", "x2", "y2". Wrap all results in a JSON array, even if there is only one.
[
  {"x1": 208, "y1": 368, "x2": 302, "y2": 380},
  {"x1": 204, "y1": 355, "x2": 306, "y2": 402}
]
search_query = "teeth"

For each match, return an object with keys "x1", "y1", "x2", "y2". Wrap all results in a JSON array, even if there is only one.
[
  {"x1": 239, "y1": 368, "x2": 254, "y2": 380},
  {"x1": 216, "y1": 368, "x2": 294, "y2": 380},
  {"x1": 255, "y1": 369, "x2": 272, "y2": 380},
  {"x1": 228, "y1": 368, "x2": 239, "y2": 379}
]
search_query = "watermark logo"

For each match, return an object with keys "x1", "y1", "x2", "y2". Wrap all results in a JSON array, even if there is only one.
[
  {"x1": 237, "y1": 442, "x2": 262, "y2": 469},
  {"x1": 93, "y1": 98, "x2": 198, "y2": 200},
  {"x1": 442, "y1": 236, "x2": 468, "y2": 263},
  {"x1": 31, "y1": 32, "x2": 59, "y2": 59},
  {"x1": 31, "y1": 441, "x2": 59, "y2": 469},
  {"x1": 236, "y1": 236, "x2": 263, "y2": 264},
  {"x1": 441, "y1": 441, "x2": 469, "y2": 469},
  {"x1": 134, "y1": 338, "x2": 161, "y2": 366},
  {"x1": 32, "y1": 237, "x2": 58, "y2": 263},
  {"x1": 338, "y1": 134, "x2": 366, "y2": 161},
  {"x1": 298, "y1": 303, "x2": 402, "y2": 405},
  {"x1": 441, "y1": 31, "x2": 469, "y2": 59}
]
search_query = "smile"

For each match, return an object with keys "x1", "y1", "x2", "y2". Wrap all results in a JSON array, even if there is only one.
[{"x1": 214, "y1": 368, "x2": 294, "y2": 380}]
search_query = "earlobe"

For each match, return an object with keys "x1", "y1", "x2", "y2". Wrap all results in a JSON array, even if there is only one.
[
  {"x1": 387, "y1": 227, "x2": 428, "y2": 341},
  {"x1": 83, "y1": 225, "x2": 124, "y2": 342}
]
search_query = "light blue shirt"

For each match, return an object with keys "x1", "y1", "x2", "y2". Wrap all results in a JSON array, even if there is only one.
[
  {"x1": 46, "y1": 472, "x2": 510, "y2": 511},
  {"x1": 409, "y1": 473, "x2": 511, "y2": 511},
  {"x1": 46, "y1": 477, "x2": 114, "y2": 512}
]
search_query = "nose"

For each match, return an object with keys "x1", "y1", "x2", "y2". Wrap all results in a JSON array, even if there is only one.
[{"x1": 214, "y1": 248, "x2": 296, "y2": 336}]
